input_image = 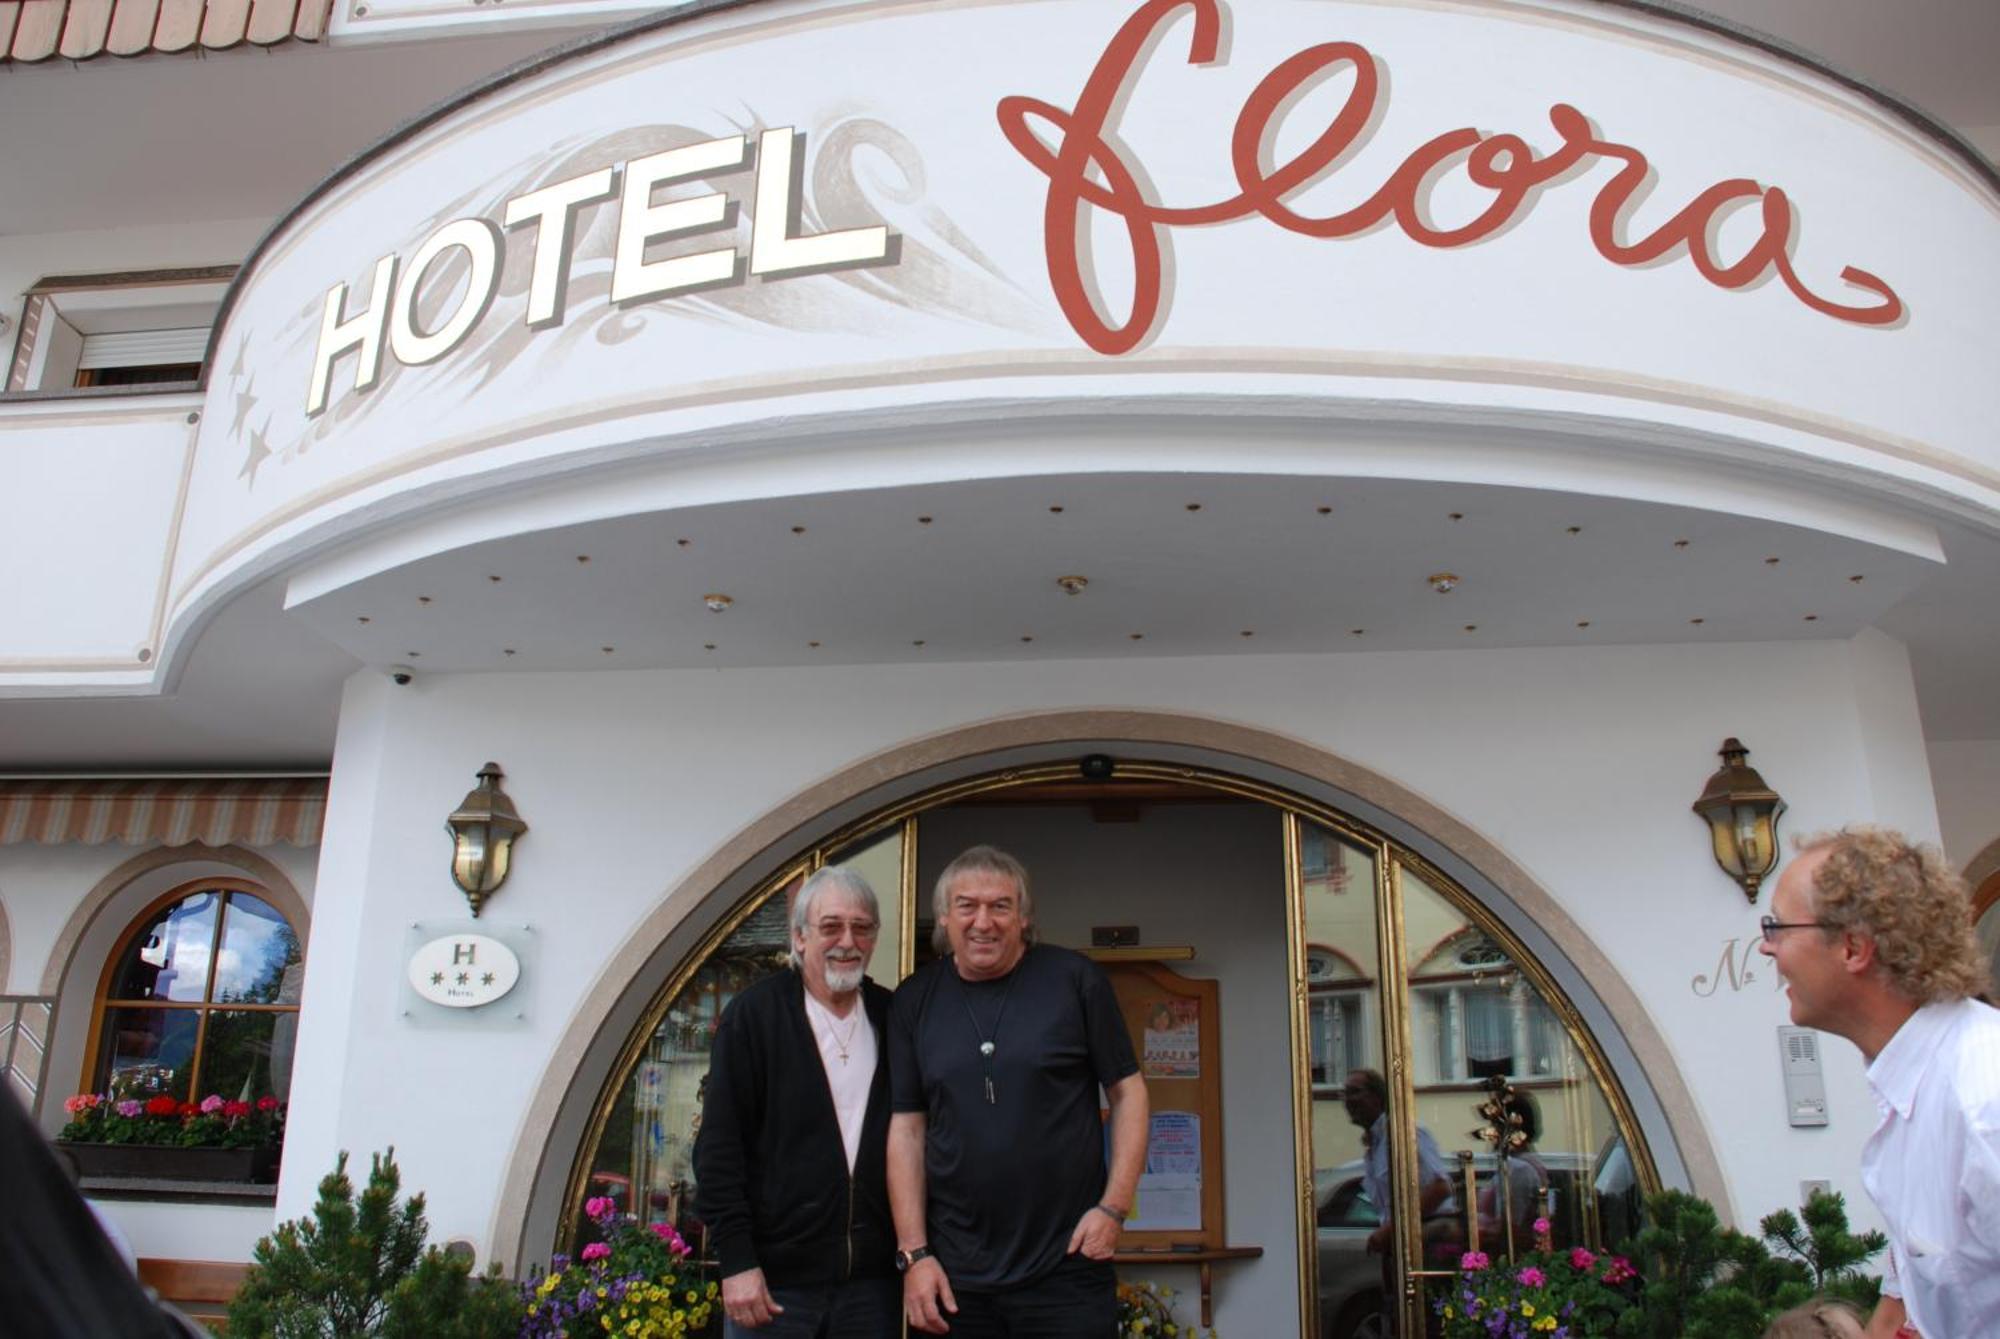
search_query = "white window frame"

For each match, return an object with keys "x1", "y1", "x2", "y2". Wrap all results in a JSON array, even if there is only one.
[{"x1": 7, "y1": 268, "x2": 234, "y2": 394}]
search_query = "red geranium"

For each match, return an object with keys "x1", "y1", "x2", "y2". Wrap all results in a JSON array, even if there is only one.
[
  {"x1": 224, "y1": 1099, "x2": 252, "y2": 1118},
  {"x1": 257, "y1": 1095, "x2": 281, "y2": 1112},
  {"x1": 145, "y1": 1095, "x2": 179, "y2": 1117},
  {"x1": 176, "y1": 1101, "x2": 199, "y2": 1118}
]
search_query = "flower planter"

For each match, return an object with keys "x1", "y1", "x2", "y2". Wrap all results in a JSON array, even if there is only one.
[{"x1": 57, "y1": 1141, "x2": 280, "y2": 1184}]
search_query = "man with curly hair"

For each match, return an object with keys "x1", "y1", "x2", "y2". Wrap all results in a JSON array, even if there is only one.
[{"x1": 1758, "y1": 826, "x2": 1999, "y2": 1339}]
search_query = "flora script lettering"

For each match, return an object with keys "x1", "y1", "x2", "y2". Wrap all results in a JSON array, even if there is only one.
[{"x1": 998, "y1": 0, "x2": 1903, "y2": 356}]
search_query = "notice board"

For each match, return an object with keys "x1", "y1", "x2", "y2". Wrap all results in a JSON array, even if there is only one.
[{"x1": 1101, "y1": 959, "x2": 1224, "y2": 1250}]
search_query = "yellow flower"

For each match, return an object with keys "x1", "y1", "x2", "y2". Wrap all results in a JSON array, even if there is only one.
[{"x1": 1522, "y1": 1303, "x2": 1536, "y2": 1317}]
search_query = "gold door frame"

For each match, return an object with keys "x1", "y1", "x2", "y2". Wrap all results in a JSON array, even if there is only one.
[{"x1": 561, "y1": 760, "x2": 1663, "y2": 1339}]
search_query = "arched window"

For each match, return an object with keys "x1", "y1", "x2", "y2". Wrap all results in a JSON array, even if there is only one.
[{"x1": 85, "y1": 880, "x2": 304, "y2": 1104}]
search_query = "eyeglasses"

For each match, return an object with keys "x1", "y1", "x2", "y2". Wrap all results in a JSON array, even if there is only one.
[
  {"x1": 1759, "y1": 915, "x2": 1832, "y2": 943},
  {"x1": 813, "y1": 918, "x2": 879, "y2": 941}
]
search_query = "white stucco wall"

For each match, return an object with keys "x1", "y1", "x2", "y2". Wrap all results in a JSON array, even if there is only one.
[
  {"x1": 278, "y1": 632, "x2": 1939, "y2": 1324},
  {"x1": 1928, "y1": 738, "x2": 2000, "y2": 871}
]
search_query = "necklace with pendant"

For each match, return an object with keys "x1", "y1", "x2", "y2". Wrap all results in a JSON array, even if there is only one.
[
  {"x1": 826, "y1": 1007, "x2": 861, "y2": 1063},
  {"x1": 958, "y1": 965, "x2": 1017, "y2": 1104}
]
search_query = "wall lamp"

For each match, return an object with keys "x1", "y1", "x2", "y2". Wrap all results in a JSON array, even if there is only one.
[
  {"x1": 446, "y1": 762, "x2": 527, "y2": 917},
  {"x1": 1692, "y1": 737, "x2": 1785, "y2": 902}
]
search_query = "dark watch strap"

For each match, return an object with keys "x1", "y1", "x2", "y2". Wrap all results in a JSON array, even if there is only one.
[{"x1": 895, "y1": 1246, "x2": 934, "y2": 1272}]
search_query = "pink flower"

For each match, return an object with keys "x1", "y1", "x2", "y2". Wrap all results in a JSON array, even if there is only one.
[
  {"x1": 649, "y1": 1221, "x2": 690, "y2": 1256},
  {"x1": 199, "y1": 1094, "x2": 226, "y2": 1114},
  {"x1": 224, "y1": 1099, "x2": 252, "y2": 1118},
  {"x1": 1531, "y1": 1216, "x2": 1551, "y2": 1236},
  {"x1": 1459, "y1": 1251, "x2": 1491, "y2": 1272},
  {"x1": 64, "y1": 1094, "x2": 95, "y2": 1115},
  {"x1": 584, "y1": 1196, "x2": 616, "y2": 1220},
  {"x1": 1602, "y1": 1255, "x2": 1637, "y2": 1284},
  {"x1": 579, "y1": 1242, "x2": 611, "y2": 1262},
  {"x1": 1517, "y1": 1266, "x2": 1546, "y2": 1288},
  {"x1": 115, "y1": 1099, "x2": 144, "y2": 1118},
  {"x1": 1569, "y1": 1247, "x2": 1597, "y2": 1271}
]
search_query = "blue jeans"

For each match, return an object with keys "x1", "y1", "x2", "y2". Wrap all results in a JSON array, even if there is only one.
[{"x1": 722, "y1": 1275, "x2": 899, "y2": 1339}]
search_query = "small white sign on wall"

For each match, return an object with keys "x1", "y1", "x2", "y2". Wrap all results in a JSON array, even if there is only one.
[
  {"x1": 408, "y1": 932, "x2": 520, "y2": 1007},
  {"x1": 400, "y1": 921, "x2": 535, "y2": 1027}
]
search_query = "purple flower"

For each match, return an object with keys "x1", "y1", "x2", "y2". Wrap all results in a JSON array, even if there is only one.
[{"x1": 115, "y1": 1099, "x2": 144, "y2": 1118}]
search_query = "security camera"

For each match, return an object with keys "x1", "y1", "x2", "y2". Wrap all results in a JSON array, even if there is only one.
[
  {"x1": 387, "y1": 665, "x2": 416, "y2": 686},
  {"x1": 1079, "y1": 753, "x2": 1115, "y2": 780}
]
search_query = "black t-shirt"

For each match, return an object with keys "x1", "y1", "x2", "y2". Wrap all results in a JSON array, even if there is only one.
[{"x1": 889, "y1": 944, "x2": 1140, "y2": 1290}]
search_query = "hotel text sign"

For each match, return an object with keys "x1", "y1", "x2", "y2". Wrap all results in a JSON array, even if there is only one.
[{"x1": 305, "y1": 2, "x2": 1902, "y2": 415}]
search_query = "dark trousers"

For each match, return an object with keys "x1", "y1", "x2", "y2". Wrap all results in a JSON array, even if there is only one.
[
  {"x1": 723, "y1": 1275, "x2": 899, "y2": 1339},
  {"x1": 947, "y1": 1256, "x2": 1117, "y2": 1338}
]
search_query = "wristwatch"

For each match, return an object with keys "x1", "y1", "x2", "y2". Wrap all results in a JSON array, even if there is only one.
[{"x1": 895, "y1": 1246, "x2": 935, "y2": 1273}]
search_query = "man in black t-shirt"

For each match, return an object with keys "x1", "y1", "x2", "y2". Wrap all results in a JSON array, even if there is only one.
[{"x1": 887, "y1": 845, "x2": 1148, "y2": 1337}]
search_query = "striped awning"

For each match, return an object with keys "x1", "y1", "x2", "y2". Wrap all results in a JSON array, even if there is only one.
[
  {"x1": 0, "y1": 778, "x2": 325, "y2": 846},
  {"x1": 0, "y1": 0, "x2": 332, "y2": 64}
]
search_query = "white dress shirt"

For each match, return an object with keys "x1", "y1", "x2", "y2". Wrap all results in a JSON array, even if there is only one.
[
  {"x1": 803, "y1": 990, "x2": 875, "y2": 1173},
  {"x1": 1361, "y1": 1113, "x2": 1460, "y2": 1220},
  {"x1": 1861, "y1": 997, "x2": 2000, "y2": 1338}
]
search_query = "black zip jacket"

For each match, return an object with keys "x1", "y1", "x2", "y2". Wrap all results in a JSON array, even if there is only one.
[{"x1": 693, "y1": 968, "x2": 895, "y2": 1285}]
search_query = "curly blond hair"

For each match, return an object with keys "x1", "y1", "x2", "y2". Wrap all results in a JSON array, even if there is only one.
[{"x1": 1798, "y1": 826, "x2": 1986, "y2": 1003}]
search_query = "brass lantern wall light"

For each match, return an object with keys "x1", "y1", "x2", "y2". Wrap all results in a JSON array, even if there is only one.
[
  {"x1": 446, "y1": 762, "x2": 527, "y2": 917},
  {"x1": 1692, "y1": 737, "x2": 1785, "y2": 902}
]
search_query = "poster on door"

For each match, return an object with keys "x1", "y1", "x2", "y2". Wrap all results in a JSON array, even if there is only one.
[{"x1": 1143, "y1": 999, "x2": 1201, "y2": 1078}]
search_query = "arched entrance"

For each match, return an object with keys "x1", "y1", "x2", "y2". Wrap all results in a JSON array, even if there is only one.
[{"x1": 497, "y1": 714, "x2": 1714, "y2": 1336}]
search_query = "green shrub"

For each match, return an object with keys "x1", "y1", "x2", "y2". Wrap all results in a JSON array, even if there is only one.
[{"x1": 227, "y1": 1148, "x2": 521, "y2": 1339}]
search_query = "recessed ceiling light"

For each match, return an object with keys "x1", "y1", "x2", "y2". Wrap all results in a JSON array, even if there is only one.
[
  {"x1": 1056, "y1": 575, "x2": 1089, "y2": 595},
  {"x1": 704, "y1": 593, "x2": 734, "y2": 612},
  {"x1": 1428, "y1": 572, "x2": 1460, "y2": 593}
]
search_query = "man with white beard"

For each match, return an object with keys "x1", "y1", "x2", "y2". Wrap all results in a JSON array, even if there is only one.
[{"x1": 695, "y1": 867, "x2": 899, "y2": 1337}]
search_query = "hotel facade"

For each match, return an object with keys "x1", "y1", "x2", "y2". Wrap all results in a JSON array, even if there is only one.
[{"x1": 3, "y1": 1, "x2": 1997, "y2": 1332}]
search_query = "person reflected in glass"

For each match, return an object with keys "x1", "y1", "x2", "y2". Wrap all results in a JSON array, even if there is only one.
[
  {"x1": 1476, "y1": 1091, "x2": 1548, "y2": 1253},
  {"x1": 1344, "y1": 1067, "x2": 1456, "y2": 1333}
]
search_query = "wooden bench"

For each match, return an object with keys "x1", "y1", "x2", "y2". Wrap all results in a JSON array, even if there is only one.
[{"x1": 138, "y1": 1259, "x2": 251, "y2": 1333}]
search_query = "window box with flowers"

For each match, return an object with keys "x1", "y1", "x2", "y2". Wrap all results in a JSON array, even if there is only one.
[{"x1": 57, "y1": 1091, "x2": 287, "y2": 1184}]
